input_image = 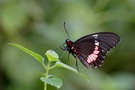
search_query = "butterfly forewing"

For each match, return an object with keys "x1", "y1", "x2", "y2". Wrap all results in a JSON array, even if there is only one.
[{"x1": 73, "y1": 32, "x2": 120, "y2": 68}]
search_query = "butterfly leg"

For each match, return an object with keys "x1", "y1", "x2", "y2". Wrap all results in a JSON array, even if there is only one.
[
  {"x1": 66, "y1": 52, "x2": 70, "y2": 63},
  {"x1": 76, "y1": 59, "x2": 79, "y2": 72},
  {"x1": 59, "y1": 49, "x2": 67, "y2": 58},
  {"x1": 60, "y1": 47, "x2": 65, "y2": 50},
  {"x1": 72, "y1": 54, "x2": 79, "y2": 72}
]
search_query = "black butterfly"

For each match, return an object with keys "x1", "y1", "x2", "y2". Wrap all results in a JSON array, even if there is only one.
[{"x1": 62, "y1": 22, "x2": 120, "y2": 69}]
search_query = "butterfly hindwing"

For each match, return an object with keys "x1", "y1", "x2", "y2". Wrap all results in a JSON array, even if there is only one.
[{"x1": 75, "y1": 42, "x2": 95, "y2": 68}]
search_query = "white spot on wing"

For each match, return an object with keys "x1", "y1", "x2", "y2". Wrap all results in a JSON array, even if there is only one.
[
  {"x1": 92, "y1": 34, "x2": 98, "y2": 37},
  {"x1": 95, "y1": 40, "x2": 99, "y2": 46},
  {"x1": 93, "y1": 34, "x2": 99, "y2": 46}
]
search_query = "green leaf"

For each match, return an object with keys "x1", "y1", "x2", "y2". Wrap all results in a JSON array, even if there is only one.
[
  {"x1": 56, "y1": 61, "x2": 78, "y2": 72},
  {"x1": 45, "y1": 50, "x2": 59, "y2": 62},
  {"x1": 40, "y1": 77, "x2": 63, "y2": 89},
  {"x1": 55, "y1": 61, "x2": 89, "y2": 82},
  {"x1": 8, "y1": 43, "x2": 44, "y2": 63},
  {"x1": 37, "y1": 72, "x2": 45, "y2": 77}
]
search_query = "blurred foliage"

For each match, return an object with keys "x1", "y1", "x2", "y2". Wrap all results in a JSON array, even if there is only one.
[{"x1": 0, "y1": 0, "x2": 135, "y2": 90}]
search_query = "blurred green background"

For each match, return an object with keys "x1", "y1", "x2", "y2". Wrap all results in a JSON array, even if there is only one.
[{"x1": 0, "y1": 0, "x2": 135, "y2": 90}]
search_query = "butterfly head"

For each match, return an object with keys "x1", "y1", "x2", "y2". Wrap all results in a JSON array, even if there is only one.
[{"x1": 66, "y1": 39, "x2": 72, "y2": 45}]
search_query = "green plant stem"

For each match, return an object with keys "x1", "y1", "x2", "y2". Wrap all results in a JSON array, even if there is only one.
[{"x1": 44, "y1": 62, "x2": 51, "y2": 90}]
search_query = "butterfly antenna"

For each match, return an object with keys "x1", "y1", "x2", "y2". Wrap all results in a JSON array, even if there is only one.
[
  {"x1": 53, "y1": 22, "x2": 68, "y2": 51},
  {"x1": 64, "y1": 22, "x2": 70, "y2": 39}
]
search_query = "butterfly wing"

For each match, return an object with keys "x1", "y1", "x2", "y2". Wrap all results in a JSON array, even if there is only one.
[{"x1": 74, "y1": 32, "x2": 120, "y2": 68}]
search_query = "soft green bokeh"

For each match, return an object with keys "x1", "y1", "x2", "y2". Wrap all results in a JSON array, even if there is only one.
[{"x1": 0, "y1": 0, "x2": 135, "y2": 90}]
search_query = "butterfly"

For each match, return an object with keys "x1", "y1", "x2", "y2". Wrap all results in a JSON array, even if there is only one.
[{"x1": 62, "y1": 22, "x2": 120, "y2": 69}]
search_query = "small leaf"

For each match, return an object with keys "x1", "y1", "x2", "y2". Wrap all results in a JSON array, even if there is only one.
[
  {"x1": 40, "y1": 77, "x2": 63, "y2": 89},
  {"x1": 45, "y1": 50, "x2": 59, "y2": 62},
  {"x1": 55, "y1": 61, "x2": 89, "y2": 82},
  {"x1": 8, "y1": 43, "x2": 44, "y2": 63},
  {"x1": 37, "y1": 72, "x2": 45, "y2": 77}
]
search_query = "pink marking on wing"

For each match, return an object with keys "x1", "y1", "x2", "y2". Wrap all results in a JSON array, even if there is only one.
[
  {"x1": 89, "y1": 56, "x2": 93, "y2": 61},
  {"x1": 87, "y1": 55, "x2": 95, "y2": 63},
  {"x1": 91, "y1": 54, "x2": 98, "y2": 58},
  {"x1": 87, "y1": 56, "x2": 93, "y2": 63},
  {"x1": 95, "y1": 46, "x2": 98, "y2": 50},
  {"x1": 87, "y1": 57, "x2": 91, "y2": 63},
  {"x1": 90, "y1": 54, "x2": 96, "y2": 60},
  {"x1": 93, "y1": 50, "x2": 100, "y2": 54},
  {"x1": 86, "y1": 46, "x2": 100, "y2": 64}
]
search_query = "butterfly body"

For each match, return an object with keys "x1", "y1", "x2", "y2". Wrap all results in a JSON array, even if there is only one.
[
  {"x1": 65, "y1": 32, "x2": 120, "y2": 68},
  {"x1": 66, "y1": 39, "x2": 78, "y2": 55}
]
